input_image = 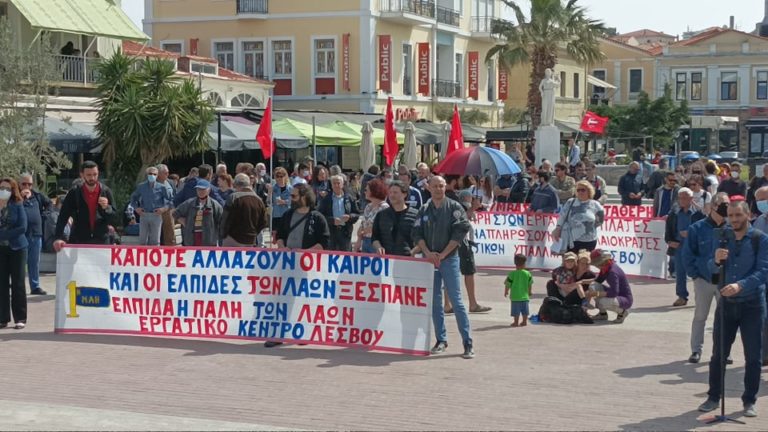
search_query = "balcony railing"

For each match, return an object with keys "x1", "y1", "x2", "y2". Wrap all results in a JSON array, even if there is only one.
[
  {"x1": 237, "y1": 0, "x2": 268, "y2": 14},
  {"x1": 380, "y1": 0, "x2": 435, "y2": 19},
  {"x1": 436, "y1": 5, "x2": 459, "y2": 26},
  {"x1": 54, "y1": 55, "x2": 100, "y2": 85},
  {"x1": 471, "y1": 16, "x2": 495, "y2": 33},
  {"x1": 433, "y1": 79, "x2": 461, "y2": 98}
]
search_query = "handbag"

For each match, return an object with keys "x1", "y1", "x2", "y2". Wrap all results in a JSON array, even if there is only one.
[{"x1": 550, "y1": 199, "x2": 574, "y2": 255}]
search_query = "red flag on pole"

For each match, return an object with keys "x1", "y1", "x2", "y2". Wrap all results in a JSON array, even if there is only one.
[
  {"x1": 447, "y1": 105, "x2": 464, "y2": 156},
  {"x1": 256, "y1": 97, "x2": 274, "y2": 159},
  {"x1": 383, "y1": 97, "x2": 398, "y2": 166},
  {"x1": 580, "y1": 111, "x2": 609, "y2": 134}
]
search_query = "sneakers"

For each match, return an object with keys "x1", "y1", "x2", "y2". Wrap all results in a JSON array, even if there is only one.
[
  {"x1": 688, "y1": 352, "x2": 701, "y2": 363},
  {"x1": 592, "y1": 312, "x2": 608, "y2": 321},
  {"x1": 0, "y1": 322, "x2": 7, "y2": 329},
  {"x1": 698, "y1": 399, "x2": 719, "y2": 412},
  {"x1": 672, "y1": 298, "x2": 687, "y2": 307},
  {"x1": 614, "y1": 309, "x2": 630, "y2": 324},
  {"x1": 726, "y1": 356, "x2": 734, "y2": 365},
  {"x1": 462, "y1": 345, "x2": 475, "y2": 359},
  {"x1": 29, "y1": 288, "x2": 47, "y2": 296},
  {"x1": 430, "y1": 341, "x2": 448, "y2": 355},
  {"x1": 14, "y1": 322, "x2": 25, "y2": 330},
  {"x1": 744, "y1": 404, "x2": 758, "y2": 417}
]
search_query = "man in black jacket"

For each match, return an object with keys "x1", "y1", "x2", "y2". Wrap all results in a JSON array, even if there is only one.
[
  {"x1": 53, "y1": 161, "x2": 117, "y2": 251},
  {"x1": 317, "y1": 175, "x2": 359, "y2": 251},
  {"x1": 371, "y1": 181, "x2": 418, "y2": 256}
]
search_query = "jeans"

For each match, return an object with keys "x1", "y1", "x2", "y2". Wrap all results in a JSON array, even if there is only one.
[
  {"x1": 707, "y1": 298, "x2": 766, "y2": 406},
  {"x1": 690, "y1": 278, "x2": 720, "y2": 354},
  {"x1": 0, "y1": 246, "x2": 27, "y2": 324},
  {"x1": 361, "y1": 237, "x2": 375, "y2": 254},
  {"x1": 139, "y1": 212, "x2": 163, "y2": 246},
  {"x1": 674, "y1": 247, "x2": 688, "y2": 300},
  {"x1": 432, "y1": 254, "x2": 472, "y2": 347},
  {"x1": 26, "y1": 235, "x2": 42, "y2": 291}
]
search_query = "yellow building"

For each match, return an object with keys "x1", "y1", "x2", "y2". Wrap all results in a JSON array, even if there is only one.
[{"x1": 144, "y1": 0, "x2": 507, "y2": 124}]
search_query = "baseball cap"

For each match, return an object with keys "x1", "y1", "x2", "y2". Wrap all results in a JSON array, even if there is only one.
[
  {"x1": 195, "y1": 179, "x2": 211, "y2": 189},
  {"x1": 563, "y1": 252, "x2": 577, "y2": 262},
  {"x1": 590, "y1": 249, "x2": 612, "y2": 267}
]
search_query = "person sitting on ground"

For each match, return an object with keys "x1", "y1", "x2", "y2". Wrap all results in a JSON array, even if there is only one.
[
  {"x1": 587, "y1": 249, "x2": 633, "y2": 323},
  {"x1": 504, "y1": 254, "x2": 533, "y2": 327}
]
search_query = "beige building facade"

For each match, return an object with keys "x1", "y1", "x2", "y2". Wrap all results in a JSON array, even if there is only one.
[{"x1": 144, "y1": 0, "x2": 508, "y2": 125}]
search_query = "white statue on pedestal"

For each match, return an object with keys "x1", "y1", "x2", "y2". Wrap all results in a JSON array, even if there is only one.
[{"x1": 539, "y1": 68, "x2": 560, "y2": 127}]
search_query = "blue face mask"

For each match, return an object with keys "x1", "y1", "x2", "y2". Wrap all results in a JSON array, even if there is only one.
[
  {"x1": 147, "y1": 175, "x2": 157, "y2": 183},
  {"x1": 758, "y1": 200, "x2": 768, "y2": 215}
]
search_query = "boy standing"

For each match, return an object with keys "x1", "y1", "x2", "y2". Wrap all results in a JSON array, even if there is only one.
[{"x1": 505, "y1": 254, "x2": 533, "y2": 327}]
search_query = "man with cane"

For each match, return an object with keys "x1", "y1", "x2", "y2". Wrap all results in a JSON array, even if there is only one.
[{"x1": 697, "y1": 201, "x2": 768, "y2": 419}]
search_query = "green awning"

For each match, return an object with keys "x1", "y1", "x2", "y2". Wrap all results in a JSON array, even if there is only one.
[
  {"x1": 11, "y1": 0, "x2": 149, "y2": 41},
  {"x1": 322, "y1": 120, "x2": 404, "y2": 146},
  {"x1": 272, "y1": 118, "x2": 361, "y2": 147}
]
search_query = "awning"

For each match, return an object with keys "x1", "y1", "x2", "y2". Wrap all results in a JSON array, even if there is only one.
[
  {"x1": 745, "y1": 119, "x2": 768, "y2": 129},
  {"x1": 485, "y1": 124, "x2": 529, "y2": 141},
  {"x1": 587, "y1": 74, "x2": 616, "y2": 90},
  {"x1": 42, "y1": 117, "x2": 100, "y2": 153},
  {"x1": 461, "y1": 124, "x2": 487, "y2": 143},
  {"x1": 11, "y1": 0, "x2": 149, "y2": 41},
  {"x1": 209, "y1": 117, "x2": 309, "y2": 151}
]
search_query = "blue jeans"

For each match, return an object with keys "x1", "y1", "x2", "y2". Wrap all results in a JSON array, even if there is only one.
[
  {"x1": 674, "y1": 247, "x2": 687, "y2": 300},
  {"x1": 361, "y1": 237, "x2": 375, "y2": 254},
  {"x1": 432, "y1": 254, "x2": 472, "y2": 347},
  {"x1": 707, "y1": 298, "x2": 766, "y2": 405},
  {"x1": 26, "y1": 236, "x2": 42, "y2": 291}
]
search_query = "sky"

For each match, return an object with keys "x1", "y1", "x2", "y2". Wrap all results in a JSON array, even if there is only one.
[{"x1": 121, "y1": 1, "x2": 766, "y2": 38}]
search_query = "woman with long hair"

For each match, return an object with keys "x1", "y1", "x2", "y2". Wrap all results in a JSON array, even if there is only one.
[
  {"x1": 0, "y1": 177, "x2": 28, "y2": 329},
  {"x1": 355, "y1": 178, "x2": 389, "y2": 253}
]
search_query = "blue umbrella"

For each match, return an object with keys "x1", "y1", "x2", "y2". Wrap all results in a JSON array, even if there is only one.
[
  {"x1": 707, "y1": 153, "x2": 722, "y2": 160},
  {"x1": 682, "y1": 152, "x2": 701, "y2": 161},
  {"x1": 433, "y1": 146, "x2": 522, "y2": 177}
]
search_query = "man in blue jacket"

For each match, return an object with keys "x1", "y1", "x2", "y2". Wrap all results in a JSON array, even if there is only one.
[
  {"x1": 529, "y1": 171, "x2": 559, "y2": 213},
  {"x1": 683, "y1": 192, "x2": 729, "y2": 364},
  {"x1": 697, "y1": 201, "x2": 768, "y2": 418}
]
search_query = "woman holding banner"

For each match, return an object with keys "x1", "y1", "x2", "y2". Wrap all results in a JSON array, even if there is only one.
[{"x1": 552, "y1": 180, "x2": 604, "y2": 253}]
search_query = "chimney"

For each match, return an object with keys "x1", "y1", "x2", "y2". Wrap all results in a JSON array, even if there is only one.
[
  {"x1": 761, "y1": 0, "x2": 768, "y2": 36},
  {"x1": 729, "y1": 15, "x2": 734, "y2": 29}
]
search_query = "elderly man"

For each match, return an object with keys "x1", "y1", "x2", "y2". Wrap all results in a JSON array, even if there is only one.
[
  {"x1": 317, "y1": 174, "x2": 359, "y2": 251},
  {"x1": 174, "y1": 179, "x2": 223, "y2": 247},
  {"x1": 129, "y1": 166, "x2": 173, "y2": 246},
  {"x1": 683, "y1": 192, "x2": 730, "y2": 364},
  {"x1": 653, "y1": 171, "x2": 680, "y2": 218},
  {"x1": 567, "y1": 139, "x2": 580, "y2": 174},
  {"x1": 414, "y1": 162, "x2": 432, "y2": 202},
  {"x1": 18, "y1": 173, "x2": 51, "y2": 295},
  {"x1": 413, "y1": 176, "x2": 475, "y2": 359},
  {"x1": 665, "y1": 188, "x2": 704, "y2": 307},
  {"x1": 698, "y1": 201, "x2": 768, "y2": 418},
  {"x1": 156, "y1": 164, "x2": 177, "y2": 246},
  {"x1": 219, "y1": 173, "x2": 267, "y2": 247},
  {"x1": 618, "y1": 162, "x2": 644, "y2": 205}
]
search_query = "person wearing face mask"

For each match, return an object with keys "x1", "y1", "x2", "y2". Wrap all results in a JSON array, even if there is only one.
[
  {"x1": 529, "y1": 171, "x2": 559, "y2": 214},
  {"x1": 173, "y1": 180, "x2": 223, "y2": 246},
  {"x1": 129, "y1": 166, "x2": 173, "y2": 246},
  {"x1": 291, "y1": 163, "x2": 310, "y2": 186},
  {"x1": 716, "y1": 161, "x2": 747, "y2": 197},
  {"x1": 750, "y1": 186, "x2": 768, "y2": 367},
  {"x1": 0, "y1": 178, "x2": 28, "y2": 329},
  {"x1": 682, "y1": 193, "x2": 731, "y2": 365},
  {"x1": 747, "y1": 165, "x2": 768, "y2": 217}
]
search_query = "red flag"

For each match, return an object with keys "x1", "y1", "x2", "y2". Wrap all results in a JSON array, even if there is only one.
[
  {"x1": 383, "y1": 97, "x2": 398, "y2": 166},
  {"x1": 580, "y1": 111, "x2": 609, "y2": 134},
  {"x1": 447, "y1": 105, "x2": 464, "y2": 156},
  {"x1": 256, "y1": 98, "x2": 274, "y2": 158}
]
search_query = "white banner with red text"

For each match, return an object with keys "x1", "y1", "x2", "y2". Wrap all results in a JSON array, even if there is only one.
[
  {"x1": 55, "y1": 246, "x2": 435, "y2": 355},
  {"x1": 473, "y1": 204, "x2": 667, "y2": 278}
]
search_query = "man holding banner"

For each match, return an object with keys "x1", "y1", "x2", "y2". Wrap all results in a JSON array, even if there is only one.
[{"x1": 413, "y1": 176, "x2": 474, "y2": 359}]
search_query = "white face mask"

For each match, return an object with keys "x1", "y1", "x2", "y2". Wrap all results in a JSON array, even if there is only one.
[
  {"x1": 258, "y1": 169, "x2": 266, "y2": 176},
  {"x1": 731, "y1": 171, "x2": 740, "y2": 179},
  {"x1": 302, "y1": 170, "x2": 310, "y2": 177},
  {"x1": 0, "y1": 190, "x2": 10, "y2": 201}
]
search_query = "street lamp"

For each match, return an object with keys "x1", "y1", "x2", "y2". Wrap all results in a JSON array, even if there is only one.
[{"x1": 522, "y1": 110, "x2": 531, "y2": 145}]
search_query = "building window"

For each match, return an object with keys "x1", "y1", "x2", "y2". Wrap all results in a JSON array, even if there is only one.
[
  {"x1": 230, "y1": 93, "x2": 261, "y2": 108},
  {"x1": 208, "y1": 92, "x2": 224, "y2": 107},
  {"x1": 402, "y1": 44, "x2": 412, "y2": 96},
  {"x1": 487, "y1": 63, "x2": 495, "y2": 101},
  {"x1": 675, "y1": 72, "x2": 687, "y2": 100},
  {"x1": 592, "y1": 69, "x2": 606, "y2": 98},
  {"x1": 242, "y1": 41, "x2": 264, "y2": 79},
  {"x1": 721, "y1": 72, "x2": 737, "y2": 101},
  {"x1": 161, "y1": 42, "x2": 183, "y2": 54},
  {"x1": 629, "y1": 69, "x2": 642, "y2": 94},
  {"x1": 573, "y1": 73, "x2": 580, "y2": 99},
  {"x1": 691, "y1": 72, "x2": 702, "y2": 100},
  {"x1": 273, "y1": 40, "x2": 292, "y2": 77},
  {"x1": 191, "y1": 62, "x2": 217, "y2": 75},
  {"x1": 315, "y1": 39, "x2": 335, "y2": 76},
  {"x1": 455, "y1": 53, "x2": 463, "y2": 88},
  {"x1": 560, "y1": 71, "x2": 566, "y2": 97},
  {"x1": 757, "y1": 71, "x2": 768, "y2": 100},
  {"x1": 213, "y1": 42, "x2": 234, "y2": 71}
]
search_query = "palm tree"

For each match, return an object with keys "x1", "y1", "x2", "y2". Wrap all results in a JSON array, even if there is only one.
[
  {"x1": 95, "y1": 50, "x2": 214, "y2": 179},
  {"x1": 486, "y1": 0, "x2": 605, "y2": 131}
]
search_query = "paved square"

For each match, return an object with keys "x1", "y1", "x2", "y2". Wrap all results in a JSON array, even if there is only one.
[{"x1": 1, "y1": 271, "x2": 766, "y2": 430}]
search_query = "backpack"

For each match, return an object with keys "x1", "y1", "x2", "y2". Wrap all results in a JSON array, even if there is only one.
[{"x1": 538, "y1": 296, "x2": 593, "y2": 325}]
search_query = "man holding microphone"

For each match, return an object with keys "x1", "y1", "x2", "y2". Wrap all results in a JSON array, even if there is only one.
[{"x1": 697, "y1": 201, "x2": 768, "y2": 418}]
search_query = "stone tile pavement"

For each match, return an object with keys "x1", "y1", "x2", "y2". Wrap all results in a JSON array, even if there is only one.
[{"x1": 1, "y1": 270, "x2": 766, "y2": 431}]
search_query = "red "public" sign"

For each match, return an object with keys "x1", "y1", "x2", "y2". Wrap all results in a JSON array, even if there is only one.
[
  {"x1": 468, "y1": 52, "x2": 479, "y2": 99},
  {"x1": 498, "y1": 68, "x2": 508, "y2": 100},
  {"x1": 342, "y1": 33, "x2": 350, "y2": 91},
  {"x1": 379, "y1": 35, "x2": 391, "y2": 93},
  {"x1": 417, "y1": 42, "x2": 430, "y2": 96}
]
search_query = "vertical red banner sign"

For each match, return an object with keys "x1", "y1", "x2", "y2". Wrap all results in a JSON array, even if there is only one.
[
  {"x1": 417, "y1": 42, "x2": 430, "y2": 96},
  {"x1": 498, "y1": 68, "x2": 509, "y2": 101},
  {"x1": 378, "y1": 35, "x2": 392, "y2": 93},
  {"x1": 342, "y1": 33, "x2": 350, "y2": 91},
  {"x1": 468, "y1": 51, "x2": 479, "y2": 100}
]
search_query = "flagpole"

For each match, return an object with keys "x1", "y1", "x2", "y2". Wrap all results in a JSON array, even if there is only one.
[
  {"x1": 312, "y1": 116, "x2": 317, "y2": 164},
  {"x1": 269, "y1": 141, "x2": 274, "y2": 248}
]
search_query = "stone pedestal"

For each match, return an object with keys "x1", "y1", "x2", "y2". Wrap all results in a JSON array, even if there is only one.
[{"x1": 534, "y1": 125, "x2": 561, "y2": 168}]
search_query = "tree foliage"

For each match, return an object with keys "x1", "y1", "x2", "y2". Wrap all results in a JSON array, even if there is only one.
[
  {"x1": 95, "y1": 50, "x2": 215, "y2": 206},
  {"x1": 0, "y1": 19, "x2": 71, "y2": 181},
  {"x1": 434, "y1": 104, "x2": 490, "y2": 125},
  {"x1": 590, "y1": 83, "x2": 690, "y2": 150},
  {"x1": 486, "y1": 0, "x2": 606, "y2": 130}
]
